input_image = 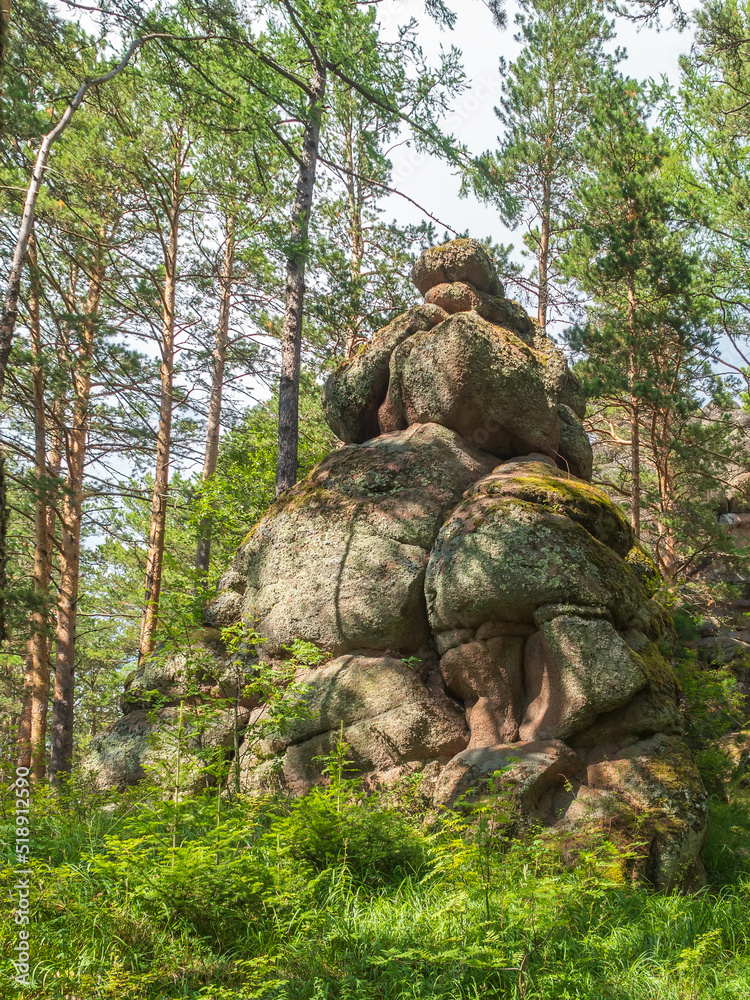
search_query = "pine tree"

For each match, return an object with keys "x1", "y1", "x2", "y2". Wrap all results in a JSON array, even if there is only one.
[{"x1": 467, "y1": 0, "x2": 622, "y2": 331}]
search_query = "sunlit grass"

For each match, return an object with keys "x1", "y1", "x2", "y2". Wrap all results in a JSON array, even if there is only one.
[{"x1": 3, "y1": 778, "x2": 750, "y2": 999}]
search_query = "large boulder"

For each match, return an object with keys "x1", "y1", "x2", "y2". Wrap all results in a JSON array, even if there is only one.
[
  {"x1": 433, "y1": 740, "x2": 582, "y2": 813},
  {"x1": 424, "y1": 281, "x2": 533, "y2": 341},
  {"x1": 382, "y1": 312, "x2": 561, "y2": 459},
  {"x1": 556, "y1": 404, "x2": 593, "y2": 481},
  {"x1": 519, "y1": 612, "x2": 649, "y2": 741},
  {"x1": 243, "y1": 654, "x2": 469, "y2": 793},
  {"x1": 91, "y1": 237, "x2": 707, "y2": 890},
  {"x1": 82, "y1": 704, "x2": 249, "y2": 793},
  {"x1": 229, "y1": 423, "x2": 496, "y2": 656},
  {"x1": 461, "y1": 460, "x2": 634, "y2": 557},
  {"x1": 426, "y1": 467, "x2": 647, "y2": 633},
  {"x1": 322, "y1": 304, "x2": 447, "y2": 444},
  {"x1": 411, "y1": 238, "x2": 503, "y2": 296},
  {"x1": 582, "y1": 735, "x2": 709, "y2": 889}
]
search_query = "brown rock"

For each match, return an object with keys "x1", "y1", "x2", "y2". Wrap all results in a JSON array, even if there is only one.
[
  {"x1": 382, "y1": 312, "x2": 560, "y2": 460},
  {"x1": 412, "y1": 239, "x2": 503, "y2": 296},
  {"x1": 426, "y1": 492, "x2": 646, "y2": 633},
  {"x1": 584, "y1": 734, "x2": 708, "y2": 889},
  {"x1": 432, "y1": 740, "x2": 582, "y2": 810},
  {"x1": 439, "y1": 637, "x2": 525, "y2": 746},
  {"x1": 424, "y1": 281, "x2": 533, "y2": 340},
  {"x1": 519, "y1": 614, "x2": 648, "y2": 742},
  {"x1": 555, "y1": 403, "x2": 593, "y2": 481},
  {"x1": 322, "y1": 304, "x2": 447, "y2": 444},
  {"x1": 236, "y1": 423, "x2": 496, "y2": 656},
  {"x1": 260, "y1": 654, "x2": 469, "y2": 791}
]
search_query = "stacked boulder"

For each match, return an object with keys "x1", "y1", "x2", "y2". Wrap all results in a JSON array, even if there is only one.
[{"x1": 87, "y1": 239, "x2": 707, "y2": 888}]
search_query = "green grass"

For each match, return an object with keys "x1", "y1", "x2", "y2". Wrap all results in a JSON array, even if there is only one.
[{"x1": 3, "y1": 776, "x2": 750, "y2": 1000}]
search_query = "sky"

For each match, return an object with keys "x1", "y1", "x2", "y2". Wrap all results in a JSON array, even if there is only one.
[{"x1": 375, "y1": 0, "x2": 698, "y2": 279}]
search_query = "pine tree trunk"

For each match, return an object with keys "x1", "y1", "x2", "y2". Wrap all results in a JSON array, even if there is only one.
[
  {"x1": 0, "y1": 0, "x2": 11, "y2": 87},
  {"x1": 138, "y1": 151, "x2": 181, "y2": 662},
  {"x1": 276, "y1": 62, "x2": 327, "y2": 495},
  {"x1": 17, "y1": 231, "x2": 53, "y2": 779},
  {"x1": 195, "y1": 216, "x2": 234, "y2": 580},
  {"x1": 538, "y1": 173, "x2": 551, "y2": 333},
  {"x1": 49, "y1": 262, "x2": 104, "y2": 783},
  {"x1": 652, "y1": 407, "x2": 677, "y2": 577},
  {"x1": 343, "y1": 98, "x2": 365, "y2": 360}
]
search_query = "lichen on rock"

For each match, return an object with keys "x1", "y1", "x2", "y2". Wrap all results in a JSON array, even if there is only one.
[{"x1": 89, "y1": 238, "x2": 707, "y2": 889}]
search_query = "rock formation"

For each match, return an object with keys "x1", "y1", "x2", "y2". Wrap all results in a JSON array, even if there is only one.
[{"x1": 85, "y1": 238, "x2": 708, "y2": 889}]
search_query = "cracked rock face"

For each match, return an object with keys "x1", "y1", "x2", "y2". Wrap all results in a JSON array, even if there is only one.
[{"x1": 86, "y1": 239, "x2": 707, "y2": 889}]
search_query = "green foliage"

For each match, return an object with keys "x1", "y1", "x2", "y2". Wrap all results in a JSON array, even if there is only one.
[
  {"x1": 191, "y1": 383, "x2": 335, "y2": 560},
  {"x1": 270, "y1": 737, "x2": 428, "y2": 888},
  {"x1": 674, "y1": 646, "x2": 746, "y2": 746},
  {"x1": 5, "y1": 775, "x2": 750, "y2": 999},
  {"x1": 467, "y1": 0, "x2": 622, "y2": 323}
]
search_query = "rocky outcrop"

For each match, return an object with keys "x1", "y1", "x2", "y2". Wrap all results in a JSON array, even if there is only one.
[
  {"x1": 86, "y1": 238, "x2": 707, "y2": 888},
  {"x1": 223, "y1": 422, "x2": 497, "y2": 657}
]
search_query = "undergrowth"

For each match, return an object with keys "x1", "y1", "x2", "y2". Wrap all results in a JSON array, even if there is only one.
[{"x1": 3, "y1": 765, "x2": 750, "y2": 1000}]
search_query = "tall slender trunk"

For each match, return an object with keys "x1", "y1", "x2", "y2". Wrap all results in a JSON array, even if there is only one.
[
  {"x1": 276, "y1": 62, "x2": 326, "y2": 495},
  {"x1": 17, "y1": 231, "x2": 53, "y2": 779},
  {"x1": 195, "y1": 217, "x2": 234, "y2": 580},
  {"x1": 538, "y1": 173, "x2": 551, "y2": 333},
  {"x1": 0, "y1": 39, "x2": 143, "y2": 396},
  {"x1": 138, "y1": 149, "x2": 181, "y2": 662},
  {"x1": 627, "y1": 270, "x2": 641, "y2": 539},
  {"x1": 49, "y1": 262, "x2": 105, "y2": 783},
  {"x1": 343, "y1": 100, "x2": 365, "y2": 359},
  {"x1": 0, "y1": 0, "x2": 10, "y2": 91},
  {"x1": 652, "y1": 406, "x2": 677, "y2": 577}
]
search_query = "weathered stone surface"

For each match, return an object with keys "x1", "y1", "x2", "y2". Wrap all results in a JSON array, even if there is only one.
[
  {"x1": 570, "y1": 641, "x2": 682, "y2": 746},
  {"x1": 82, "y1": 705, "x2": 249, "y2": 793},
  {"x1": 122, "y1": 629, "x2": 231, "y2": 712},
  {"x1": 424, "y1": 281, "x2": 533, "y2": 340},
  {"x1": 235, "y1": 423, "x2": 496, "y2": 656},
  {"x1": 433, "y1": 740, "x2": 582, "y2": 810},
  {"x1": 571, "y1": 689, "x2": 682, "y2": 747},
  {"x1": 462, "y1": 460, "x2": 634, "y2": 557},
  {"x1": 533, "y1": 335, "x2": 587, "y2": 419},
  {"x1": 584, "y1": 735, "x2": 709, "y2": 889},
  {"x1": 382, "y1": 313, "x2": 560, "y2": 460},
  {"x1": 555, "y1": 404, "x2": 593, "y2": 482},
  {"x1": 519, "y1": 615, "x2": 648, "y2": 742},
  {"x1": 426, "y1": 494, "x2": 646, "y2": 633},
  {"x1": 322, "y1": 304, "x2": 447, "y2": 444},
  {"x1": 696, "y1": 633, "x2": 750, "y2": 666},
  {"x1": 254, "y1": 654, "x2": 469, "y2": 791},
  {"x1": 412, "y1": 238, "x2": 503, "y2": 297},
  {"x1": 204, "y1": 589, "x2": 243, "y2": 628},
  {"x1": 271, "y1": 654, "x2": 452, "y2": 745},
  {"x1": 92, "y1": 236, "x2": 707, "y2": 890},
  {"x1": 440, "y1": 637, "x2": 524, "y2": 746},
  {"x1": 435, "y1": 628, "x2": 476, "y2": 655}
]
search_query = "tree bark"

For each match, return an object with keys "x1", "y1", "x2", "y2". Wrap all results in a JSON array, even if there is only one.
[
  {"x1": 538, "y1": 172, "x2": 551, "y2": 333},
  {"x1": 17, "y1": 231, "x2": 54, "y2": 779},
  {"x1": 138, "y1": 147, "x2": 182, "y2": 663},
  {"x1": 343, "y1": 97, "x2": 365, "y2": 359},
  {"x1": 49, "y1": 261, "x2": 105, "y2": 783},
  {"x1": 276, "y1": 62, "x2": 327, "y2": 495},
  {"x1": 0, "y1": 0, "x2": 11, "y2": 97},
  {"x1": 195, "y1": 216, "x2": 234, "y2": 580}
]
